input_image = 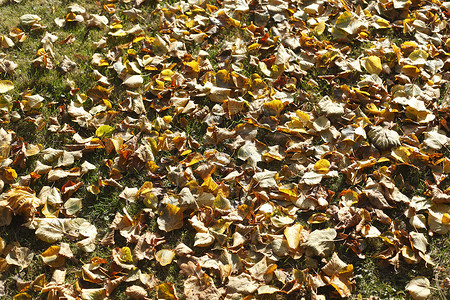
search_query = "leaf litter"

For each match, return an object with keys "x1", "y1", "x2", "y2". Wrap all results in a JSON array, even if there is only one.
[{"x1": 0, "y1": 0, "x2": 449, "y2": 299}]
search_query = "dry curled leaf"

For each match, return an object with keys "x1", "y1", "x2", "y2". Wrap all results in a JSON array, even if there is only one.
[{"x1": 367, "y1": 126, "x2": 401, "y2": 151}]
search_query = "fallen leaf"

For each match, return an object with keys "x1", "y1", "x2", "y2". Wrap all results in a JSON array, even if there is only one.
[
  {"x1": 5, "y1": 247, "x2": 34, "y2": 270},
  {"x1": 305, "y1": 228, "x2": 337, "y2": 257},
  {"x1": 363, "y1": 56, "x2": 382, "y2": 75},
  {"x1": 155, "y1": 249, "x2": 175, "y2": 266},
  {"x1": 0, "y1": 80, "x2": 14, "y2": 93},
  {"x1": 158, "y1": 204, "x2": 183, "y2": 232},
  {"x1": 405, "y1": 277, "x2": 431, "y2": 300}
]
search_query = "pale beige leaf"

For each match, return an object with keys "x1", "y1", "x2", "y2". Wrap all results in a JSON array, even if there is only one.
[
  {"x1": 368, "y1": 126, "x2": 401, "y2": 151},
  {"x1": 405, "y1": 277, "x2": 430, "y2": 300},
  {"x1": 125, "y1": 285, "x2": 147, "y2": 299},
  {"x1": 305, "y1": 228, "x2": 337, "y2": 257},
  {"x1": 5, "y1": 247, "x2": 34, "y2": 270},
  {"x1": 122, "y1": 75, "x2": 144, "y2": 88}
]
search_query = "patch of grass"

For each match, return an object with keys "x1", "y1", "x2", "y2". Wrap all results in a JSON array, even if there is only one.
[
  {"x1": 346, "y1": 233, "x2": 450, "y2": 300},
  {"x1": 395, "y1": 164, "x2": 433, "y2": 198},
  {"x1": 295, "y1": 68, "x2": 334, "y2": 110},
  {"x1": 80, "y1": 188, "x2": 126, "y2": 232},
  {"x1": 322, "y1": 173, "x2": 347, "y2": 204},
  {"x1": 350, "y1": 258, "x2": 408, "y2": 299},
  {"x1": 429, "y1": 234, "x2": 450, "y2": 299},
  {"x1": 0, "y1": 216, "x2": 51, "y2": 299},
  {"x1": 347, "y1": 40, "x2": 373, "y2": 59}
]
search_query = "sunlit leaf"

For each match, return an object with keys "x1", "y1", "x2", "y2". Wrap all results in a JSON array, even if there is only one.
[
  {"x1": 363, "y1": 56, "x2": 382, "y2": 75},
  {"x1": 95, "y1": 125, "x2": 114, "y2": 137},
  {"x1": 157, "y1": 282, "x2": 178, "y2": 300},
  {"x1": 405, "y1": 277, "x2": 430, "y2": 300},
  {"x1": 5, "y1": 247, "x2": 34, "y2": 270},
  {"x1": 284, "y1": 223, "x2": 304, "y2": 249},
  {"x1": 122, "y1": 75, "x2": 144, "y2": 88},
  {"x1": 305, "y1": 228, "x2": 337, "y2": 257},
  {"x1": 158, "y1": 204, "x2": 183, "y2": 232},
  {"x1": 80, "y1": 288, "x2": 107, "y2": 300},
  {"x1": 367, "y1": 126, "x2": 401, "y2": 151},
  {"x1": 0, "y1": 80, "x2": 14, "y2": 93},
  {"x1": 155, "y1": 249, "x2": 175, "y2": 266},
  {"x1": 20, "y1": 14, "x2": 41, "y2": 25}
]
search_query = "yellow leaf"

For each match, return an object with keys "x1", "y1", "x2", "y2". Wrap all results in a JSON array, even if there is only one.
[
  {"x1": 65, "y1": 12, "x2": 77, "y2": 22},
  {"x1": 443, "y1": 213, "x2": 450, "y2": 225},
  {"x1": 408, "y1": 49, "x2": 428, "y2": 62},
  {"x1": 262, "y1": 99, "x2": 284, "y2": 116},
  {"x1": 215, "y1": 69, "x2": 233, "y2": 88},
  {"x1": 314, "y1": 159, "x2": 330, "y2": 173},
  {"x1": 180, "y1": 150, "x2": 191, "y2": 156},
  {"x1": 40, "y1": 245, "x2": 65, "y2": 267},
  {"x1": 185, "y1": 19, "x2": 194, "y2": 29},
  {"x1": 161, "y1": 69, "x2": 174, "y2": 77},
  {"x1": 202, "y1": 175, "x2": 218, "y2": 192},
  {"x1": 186, "y1": 60, "x2": 199, "y2": 73},
  {"x1": 308, "y1": 213, "x2": 329, "y2": 224},
  {"x1": 363, "y1": 56, "x2": 382, "y2": 75},
  {"x1": 157, "y1": 283, "x2": 178, "y2": 300},
  {"x1": 4, "y1": 167, "x2": 17, "y2": 181},
  {"x1": 154, "y1": 79, "x2": 165, "y2": 91},
  {"x1": 248, "y1": 43, "x2": 261, "y2": 51},
  {"x1": 120, "y1": 247, "x2": 133, "y2": 263},
  {"x1": 95, "y1": 125, "x2": 114, "y2": 137},
  {"x1": 0, "y1": 80, "x2": 14, "y2": 93},
  {"x1": 13, "y1": 293, "x2": 32, "y2": 300},
  {"x1": 374, "y1": 17, "x2": 390, "y2": 28},
  {"x1": 138, "y1": 181, "x2": 153, "y2": 196},
  {"x1": 402, "y1": 65, "x2": 420, "y2": 78},
  {"x1": 146, "y1": 161, "x2": 159, "y2": 173},
  {"x1": 401, "y1": 41, "x2": 417, "y2": 52},
  {"x1": 314, "y1": 21, "x2": 326, "y2": 35}
]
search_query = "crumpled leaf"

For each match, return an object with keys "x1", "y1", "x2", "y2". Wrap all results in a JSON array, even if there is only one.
[
  {"x1": 184, "y1": 272, "x2": 224, "y2": 299},
  {"x1": 226, "y1": 273, "x2": 258, "y2": 295},
  {"x1": 367, "y1": 126, "x2": 401, "y2": 151},
  {"x1": 5, "y1": 247, "x2": 34, "y2": 270},
  {"x1": 81, "y1": 288, "x2": 106, "y2": 300},
  {"x1": 0, "y1": 186, "x2": 41, "y2": 221},
  {"x1": 20, "y1": 14, "x2": 41, "y2": 25},
  {"x1": 317, "y1": 96, "x2": 345, "y2": 117}
]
